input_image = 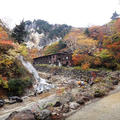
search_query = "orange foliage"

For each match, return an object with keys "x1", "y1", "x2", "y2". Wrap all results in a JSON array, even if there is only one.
[
  {"x1": 94, "y1": 57, "x2": 101, "y2": 66},
  {"x1": 72, "y1": 51, "x2": 92, "y2": 66},
  {"x1": 88, "y1": 26, "x2": 104, "y2": 40},
  {"x1": 115, "y1": 18, "x2": 120, "y2": 32},
  {"x1": 0, "y1": 32, "x2": 8, "y2": 40},
  {"x1": 2, "y1": 77, "x2": 7, "y2": 81},
  {"x1": 107, "y1": 41, "x2": 120, "y2": 61},
  {"x1": 81, "y1": 63, "x2": 90, "y2": 70},
  {"x1": 103, "y1": 33, "x2": 120, "y2": 63},
  {"x1": 28, "y1": 48, "x2": 40, "y2": 58},
  {"x1": 72, "y1": 54, "x2": 85, "y2": 65},
  {"x1": 0, "y1": 26, "x2": 14, "y2": 47},
  {"x1": 0, "y1": 40, "x2": 14, "y2": 46}
]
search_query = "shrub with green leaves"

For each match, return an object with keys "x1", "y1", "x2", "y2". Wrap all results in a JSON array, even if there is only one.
[{"x1": 8, "y1": 78, "x2": 32, "y2": 96}]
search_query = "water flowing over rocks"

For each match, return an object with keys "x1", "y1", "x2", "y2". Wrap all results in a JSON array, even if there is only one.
[{"x1": 19, "y1": 56, "x2": 54, "y2": 93}]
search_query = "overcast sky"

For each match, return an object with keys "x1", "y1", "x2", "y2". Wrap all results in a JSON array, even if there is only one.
[{"x1": 1, "y1": 0, "x2": 120, "y2": 28}]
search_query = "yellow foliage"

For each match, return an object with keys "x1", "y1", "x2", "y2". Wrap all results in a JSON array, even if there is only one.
[
  {"x1": 8, "y1": 43, "x2": 28, "y2": 58},
  {"x1": 0, "y1": 75, "x2": 8, "y2": 89},
  {"x1": 64, "y1": 29, "x2": 97, "y2": 52},
  {"x1": 0, "y1": 55, "x2": 14, "y2": 68},
  {"x1": 94, "y1": 77, "x2": 102, "y2": 83},
  {"x1": 94, "y1": 49, "x2": 112, "y2": 59},
  {"x1": 77, "y1": 34, "x2": 97, "y2": 47},
  {"x1": 17, "y1": 44, "x2": 28, "y2": 56},
  {"x1": 44, "y1": 41, "x2": 59, "y2": 55}
]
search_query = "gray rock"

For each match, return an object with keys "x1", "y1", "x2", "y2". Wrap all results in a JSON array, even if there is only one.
[
  {"x1": 76, "y1": 98, "x2": 85, "y2": 105},
  {"x1": 68, "y1": 80, "x2": 78, "y2": 88},
  {"x1": 82, "y1": 96, "x2": 91, "y2": 102},
  {"x1": 8, "y1": 96, "x2": 23, "y2": 103},
  {"x1": 53, "y1": 101, "x2": 62, "y2": 107},
  {"x1": 61, "y1": 103, "x2": 70, "y2": 113},
  {"x1": 69, "y1": 102, "x2": 80, "y2": 110},
  {"x1": 94, "y1": 91, "x2": 104, "y2": 98},
  {"x1": 6, "y1": 110, "x2": 35, "y2": 120},
  {"x1": 0, "y1": 99, "x2": 4, "y2": 107},
  {"x1": 34, "y1": 109, "x2": 52, "y2": 120},
  {"x1": 5, "y1": 100, "x2": 16, "y2": 104},
  {"x1": 112, "y1": 80, "x2": 119, "y2": 85}
]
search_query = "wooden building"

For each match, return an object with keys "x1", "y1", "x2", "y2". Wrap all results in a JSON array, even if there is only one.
[{"x1": 33, "y1": 52, "x2": 73, "y2": 66}]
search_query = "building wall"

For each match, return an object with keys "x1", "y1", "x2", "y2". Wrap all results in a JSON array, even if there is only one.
[{"x1": 33, "y1": 53, "x2": 73, "y2": 66}]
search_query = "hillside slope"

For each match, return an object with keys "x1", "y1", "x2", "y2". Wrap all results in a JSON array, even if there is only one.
[
  {"x1": 12, "y1": 19, "x2": 71, "y2": 49},
  {"x1": 0, "y1": 22, "x2": 33, "y2": 97}
]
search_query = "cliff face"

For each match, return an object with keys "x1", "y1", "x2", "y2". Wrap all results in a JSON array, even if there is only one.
[{"x1": 24, "y1": 20, "x2": 71, "y2": 49}]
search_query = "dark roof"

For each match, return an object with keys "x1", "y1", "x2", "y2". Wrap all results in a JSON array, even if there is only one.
[{"x1": 34, "y1": 52, "x2": 72, "y2": 60}]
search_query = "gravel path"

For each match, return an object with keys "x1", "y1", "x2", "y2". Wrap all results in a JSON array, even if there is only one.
[{"x1": 66, "y1": 90, "x2": 120, "y2": 120}]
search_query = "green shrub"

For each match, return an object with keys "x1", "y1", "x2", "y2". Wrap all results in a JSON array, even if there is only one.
[
  {"x1": 8, "y1": 78, "x2": 32, "y2": 96},
  {"x1": 94, "y1": 88, "x2": 105, "y2": 97}
]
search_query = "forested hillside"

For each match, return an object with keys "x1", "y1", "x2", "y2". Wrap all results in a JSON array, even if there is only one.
[
  {"x1": 70, "y1": 18, "x2": 120, "y2": 70},
  {"x1": 0, "y1": 21, "x2": 33, "y2": 97},
  {"x1": 12, "y1": 19, "x2": 71, "y2": 49},
  {"x1": 42, "y1": 17, "x2": 120, "y2": 70}
]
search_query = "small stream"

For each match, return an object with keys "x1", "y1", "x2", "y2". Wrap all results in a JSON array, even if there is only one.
[{"x1": 19, "y1": 56, "x2": 54, "y2": 93}]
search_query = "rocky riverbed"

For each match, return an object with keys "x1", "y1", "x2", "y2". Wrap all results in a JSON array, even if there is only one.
[{"x1": 1, "y1": 66, "x2": 120, "y2": 120}]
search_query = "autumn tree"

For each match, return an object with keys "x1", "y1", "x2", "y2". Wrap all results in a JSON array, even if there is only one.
[
  {"x1": 43, "y1": 40, "x2": 66, "y2": 55},
  {"x1": 28, "y1": 48, "x2": 40, "y2": 58},
  {"x1": 104, "y1": 33, "x2": 120, "y2": 62},
  {"x1": 64, "y1": 29, "x2": 97, "y2": 53},
  {"x1": 115, "y1": 18, "x2": 120, "y2": 32}
]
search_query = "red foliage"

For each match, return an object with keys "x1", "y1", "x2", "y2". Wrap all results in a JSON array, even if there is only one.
[
  {"x1": 104, "y1": 33, "x2": 120, "y2": 62},
  {"x1": 106, "y1": 41, "x2": 120, "y2": 52},
  {"x1": 0, "y1": 28, "x2": 14, "y2": 47},
  {"x1": 0, "y1": 40, "x2": 14, "y2": 46},
  {"x1": 88, "y1": 26, "x2": 104, "y2": 40}
]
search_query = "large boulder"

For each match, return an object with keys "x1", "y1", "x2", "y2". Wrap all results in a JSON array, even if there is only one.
[
  {"x1": 53, "y1": 101, "x2": 62, "y2": 107},
  {"x1": 69, "y1": 102, "x2": 80, "y2": 110},
  {"x1": 112, "y1": 80, "x2": 119, "y2": 85},
  {"x1": 9, "y1": 96, "x2": 23, "y2": 103},
  {"x1": 6, "y1": 110, "x2": 35, "y2": 120},
  {"x1": 61, "y1": 103, "x2": 70, "y2": 113},
  {"x1": 34, "y1": 109, "x2": 52, "y2": 120},
  {"x1": 76, "y1": 98, "x2": 85, "y2": 105},
  {"x1": 94, "y1": 90, "x2": 105, "y2": 98},
  {"x1": 0, "y1": 99, "x2": 4, "y2": 107}
]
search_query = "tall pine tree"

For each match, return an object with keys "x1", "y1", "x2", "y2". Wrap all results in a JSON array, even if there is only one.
[{"x1": 12, "y1": 20, "x2": 27, "y2": 44}]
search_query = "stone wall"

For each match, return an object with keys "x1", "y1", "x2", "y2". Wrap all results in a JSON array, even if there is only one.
[{"x1": 34, "y1": 65, "x2": 120, "y2": 82}]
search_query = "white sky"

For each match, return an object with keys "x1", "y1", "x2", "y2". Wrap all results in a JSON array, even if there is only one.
[{"x1": 0, "y1": 0, "x2": 120, "y2": 28}]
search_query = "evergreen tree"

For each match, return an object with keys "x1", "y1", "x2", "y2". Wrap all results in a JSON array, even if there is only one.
[
  {"x1": 84, "y1": 28, "x2": 90, "y2": 36},
  {"x1": 111, "y1": 11, "x2": 119, "y2": 20},
  {"x1": 12, "y1": 20, "x2": 27, "y2": 44}
]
